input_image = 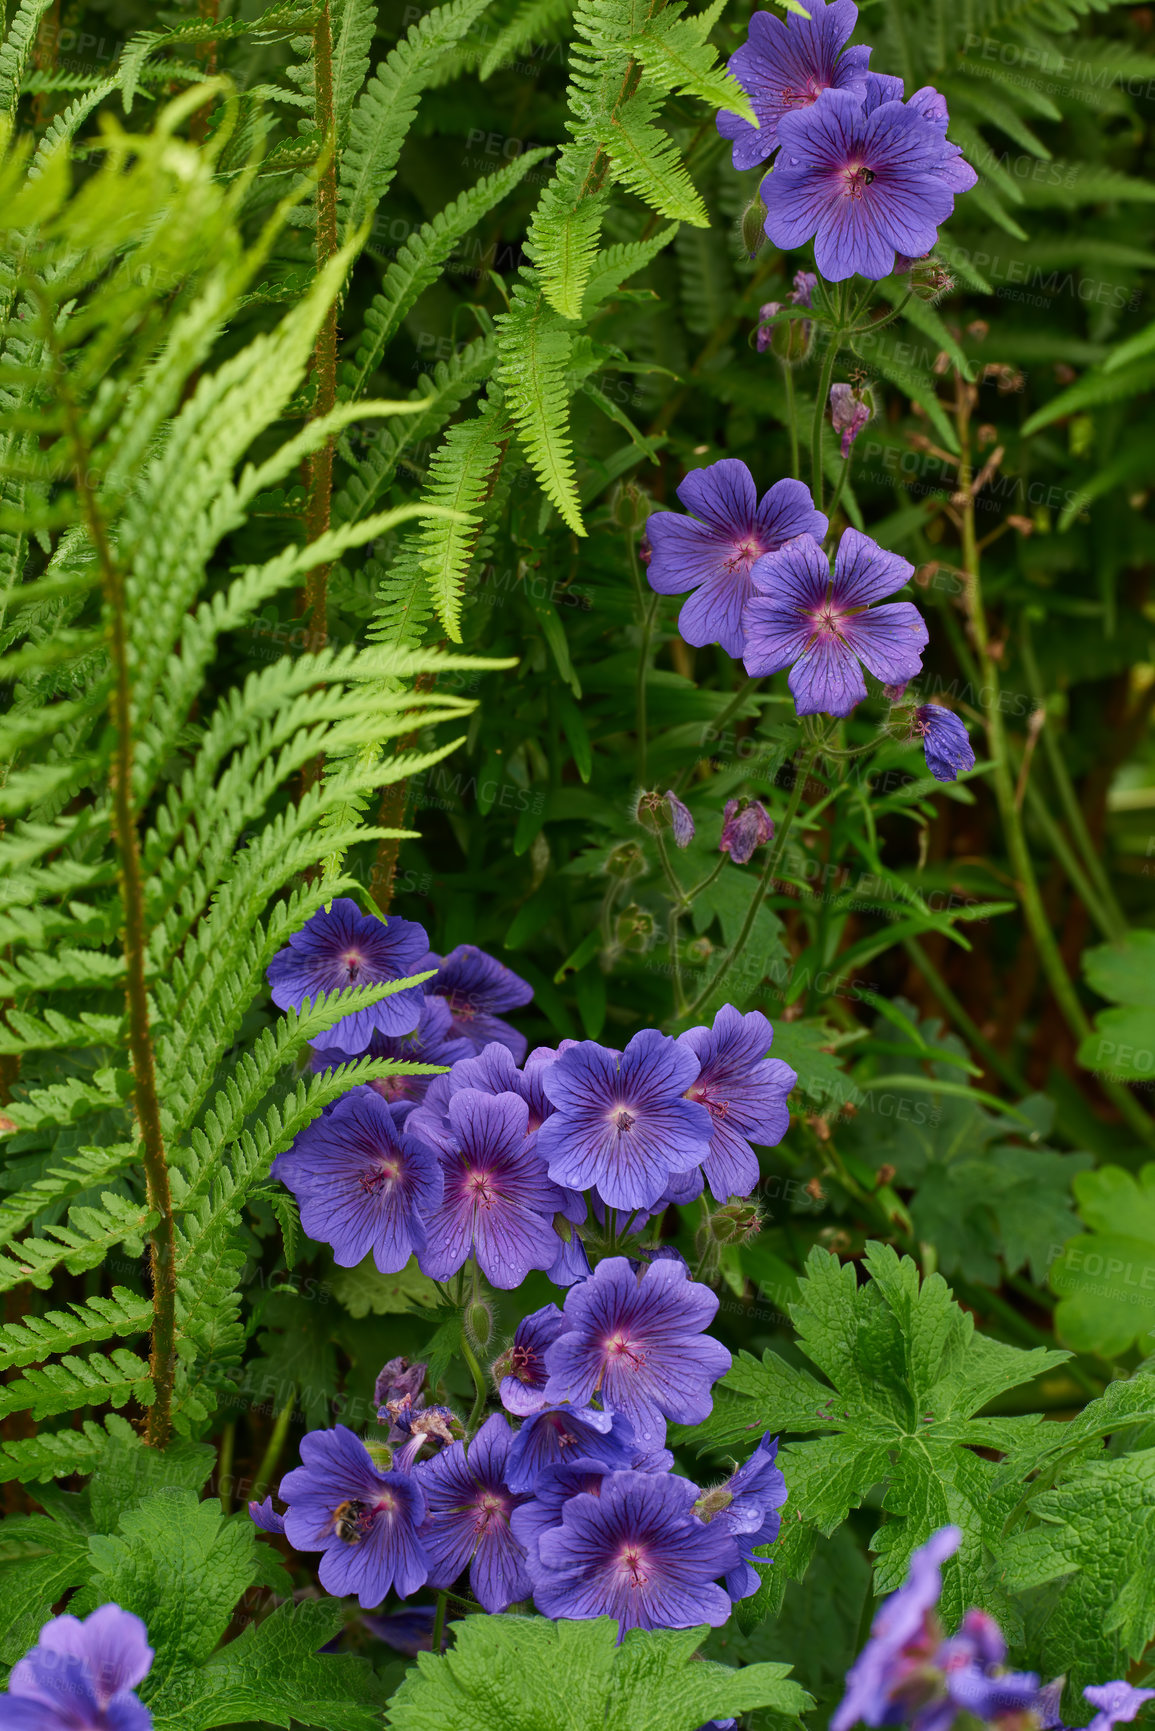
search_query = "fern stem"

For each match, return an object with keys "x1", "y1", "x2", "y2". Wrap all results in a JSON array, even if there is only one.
[
  {"x1": 303, "y1": 1, "x2": 340, "y2": 657},
  {"x1": 51, "y1": 346, "x2": 177, "y2": 1448}
]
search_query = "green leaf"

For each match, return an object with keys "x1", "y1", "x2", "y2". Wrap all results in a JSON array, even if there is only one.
[
  {"x1": 498, "y1": 289, "x2": 584, "y2": 535},
  {"x1": 329, "y1": 1251, "x2": 444, "y2": 1317},
  {"x1": 169, "y1": 1600, "x2": 387, "y2": 1731},
  {"x1": 680, "y1": 1243, "x2": 1067, "y2": 1627},
  {"x1": 1050, "y1": 1165, "x2": 1155, "y2": 1357},
  {"x1": 999, "y1": 1447, "x2": 1155, "y2": 1705},
  {"x1": 385, "y1": 1615, "x2": 812, "y2": 1730}
]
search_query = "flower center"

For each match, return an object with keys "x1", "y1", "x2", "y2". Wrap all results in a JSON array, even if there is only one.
[
  {"x1": 605, "y1": 1330, "x2": 646, "y2": 1371},
  {"x1": 509, "y1": 1343, "x2": 539, "y2": 1385},
  {"x1": 340, "y1": 948, "x2": 366, "y2": 981},
  {"x1": 610, "y1": 1107, "x2": 636, "y2": 1134},
  {"x1": 686, "y1": 1082, "x2": 727, "y2": 1120},
  {"x1": 845, "y1": 164, "x2": 876, "y2": 198},
  {"x1": 779, "y1": 76, "x2": 825, "y2": 110},
  {"x1": 446, "y1": 991, "x2": 476, "y2": 1021},
  {"x1": 475, "y1": 1489, "x2": 509, "y2": 1530},
  {"x1": 723, "y1": 536, "x2": 762, "y2": 574},
  {"x1": 617, "y1": 1543, "x2": 650, "y2": 1589},
  {"x1": 359, "y1": 1158, "x2": 401, "y2": 1194},
  {"x1": 467, "y1": 1167, "x2": 497, "y2": 1207},
  {"x1": 811, "y1": 603, "x2": 845, "y2": 638}
]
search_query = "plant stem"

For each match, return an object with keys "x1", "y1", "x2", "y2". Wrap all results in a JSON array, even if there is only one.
[
  {"x1": 461, "y1": 1330, "x2": 489, "y2": 1436},
  {"x1": 782, "y1": 360, "x2": 799, "y2": 480},
  {"x1": 302, "y1": 0, "x2": 339, "y2": 659},
  {"x1": 252, "y1": 1394, "x2": 295, "y2": 1502},
  {"x1": 953, "y1": 380, "x2": 1155, "y2": 1148},
  {"x1": 431, "y1": 1590, "x2": 448, "y2": 1655},
  {"x1": 51, "y1": 343, "x2": 177, "y2": 1448},
  {"x1": 678, "y1": 747, "x2": 814, "y2": 1023},
  {"x1": 218, "y1": 1420, "x2": 236, "y2": 1514},
  {"x1": 811, "y1": 299, "x2": 844, "y2": 513},
  {"x1": 626, "y1": 526, "x2": 657, "y2": 785},
  {"x1": 1019, "y1": 618, "x2": 1128, "y2": 943},
  {"x1": 903, "y1": 936, "x2": 1028, "y2": 1094},
  {"x1": 654, "y1": 829, "x2": 688, "y2": 1015}
]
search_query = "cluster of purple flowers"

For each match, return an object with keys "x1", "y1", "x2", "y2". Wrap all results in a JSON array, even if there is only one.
[
  {"x1": 271, "y1": 902, "x2": 797, "y2": 1285},
  {"x1": 643, "y1": 456, "x2": 973, "y2": 775},
  {"x1": 718, "y1": 0, "x2": 976, "y2": 280},
  {"x1": 833, "y1": 1526, "x2": 1154, "y2": 1731},
  {"x1": 251, "y1": 1315, "x2": 786, "y2": 1634}
]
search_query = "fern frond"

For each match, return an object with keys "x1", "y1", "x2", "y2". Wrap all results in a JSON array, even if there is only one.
[
  {"x1": 338, "y1": 0, "x2": 496, "y2": 233},
  {"x1": 525, "y1": 151, "x2": 609, "y2": 319},
  {"x1": 0, "y1": 0, "x2": 55, "y2": 117},
  {"x1": 341, "y1": 149, "x2": 551, "y2": 401},
  {"x1": 0, "y1": 1144, "x2": 137, "y2": 1251},
  {"x1": 331, "y1": 0, "x2": 378, "y2": 136},
  {"x1": 0, "y1": 1291, "x2": 151, "y2": 1370},
  {"x1": 602, "y1": 90, "x2": 710, "y2": 225},
  {"x1": 0, "y1": 1195, "x2": 156, "y2": 1296},
  {"x1": 479, "y1": 0, "x2": 573, "y2": 77},
  {"x1": 497, "y1": 289, "x2": 584, "y2": 535},
  {"x1": 0, "y1": 1415, "x2": 138, "y2": 1484},
  {"x1": 0, "y1": 1348, "x2": 153, "y2": 1422}
]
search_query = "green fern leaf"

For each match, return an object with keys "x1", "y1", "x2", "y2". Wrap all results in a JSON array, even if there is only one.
[
  {"x1": 0, "y1": 0, "x2": 55, "y2": 116},
  {"x1": 0, "y1": 1347, "x2": 153, "y2": 1422},
  {"x1": 497, "y1": 292, "x2": 585, "y2": 535},
  {"x1": 602, "y1": 91, "x2": 710, "y2": 225},
  {"x1": 0, "y1": 1291, "x2": 152, "y2": 1369}
]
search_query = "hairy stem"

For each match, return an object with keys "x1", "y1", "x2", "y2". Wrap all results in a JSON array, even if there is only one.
[
  {"x1": 654, "y1": 828, "x2": 688, "y2": 1015},
  {"x1": 461, "y1": 1330, "x2": 490, "y2": 1436},
  {"x1": 782, "y1": 360, "x2": 799, "y2": 481},
  {"x1": 52, "y1": 344, "x2": 177, "y2": 1448},
  {"x1": 677, "y1": 747, "x2": 814, "y2": 1023},
  {"x1": 811, "y1": 299, "x2": 843, "y2": 514}
]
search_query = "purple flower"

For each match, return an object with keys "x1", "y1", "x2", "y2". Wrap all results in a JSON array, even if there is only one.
[
  {"x1": 268, "y1": 898, "x2": 429, "y2": 1055},
  {"x1": 761, "y1": 88, "x2": 967, "y2": 282},
  {"x1": 756, "y1": 270, "x2": 818, "y2": 356},
  {"x1": 415, "y1": 1089, "x2": 563, "y2": 1289},
  {"x1": 742, "y1": 529, "x2": 927, "y2": 718},
  {"x1": 407, "y1": 1040, "x2": 557, "y2": 1149},
  {"x1": 678, "y1": 1007, "x2": 795, "y2": 1202},
  {"x1": 1, "y1": 1607, "x2": 153, "y2": 1731},
  {"x1": 416, "y1": 1414, "x2": 532, "y2": 1613},
  {"x1": 278, "y1": 1425, "x2": 428, "y2": 1608},
  {"x1": 830, "y1": 383, "x2": 872, "y2": 458},
  {"x1": 911, "y1": 705, "x2": 974, "y2": 783},
  {"x1": 1084, "y1": 1683, "x2": 1155, "y2": 1731},
  {"x1": 374, "y1": 1357, "x2": 427, "y2": 1436},
  {"x1": 546, "y1": 1229, "x2": 595, "y2": 1289},
  {"x1": 510, "y1": 1462, "x2": 616, "y2": 1573},
  {"x1": 644, "y1": 461, "x2": 827, "y2": 659},
  {"x1": 832, "y1": 1525, "x2": 961, "y2": 1731},
  {"x1": 360, "y1": 1607, "x2": 441, "y2": 1655},
  {"x1": 528, "y1": 1469, "x2": 740, "y2": 1635},
  {"x1": 499, "y1": 1302, "x2": 566, "y2": 1415},
  {"x1": 932, "y1": 1611, "x2": 1041, "y2": 1727},
  {"x1": 272, "y1": 1088, "x2": 442, "y2": 1273},
  {"x1": 422, "y1": 944, "x2": 533, "y2": 1061},
  {"x1": 699, "y1": 1431, "x2": 788, "y2": 1601},
  {"x1": 536, "y1": 1030, "x2": 712, "y2": 1212},
  {"x1": 544, "y1": 1255, "x2": 731, "y2": 1447},
  {"x1": 505, "y1": 1403, "x2": 639, "y2": 1493},
  {"x1": 312, "y1": 996, "x2": 473, "y2": 1109},
  {"x1": 906, "y1": 84, "x2": 980, "y2": 195},
  {"x1": 665, "y1": 790, "x2": 695, "y2": 847},
  {"x1": 719, "y1": 798, "x2": 774, "y2": 866},
  {"x1": 718, "y1": 0, "x2": 871, "y2": 170},
  {"x1": 249, "y1": 1495, "x2": 286, "y2": 1534}
]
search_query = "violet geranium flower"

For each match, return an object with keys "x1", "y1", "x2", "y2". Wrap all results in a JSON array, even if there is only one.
[
  {"x1": 535, "y1": 1030, "x2": 713, "y2": 1212},
  {"x1": 415, "y1": 1089, "x2": 563, "y2": 1289},
  {"x1": 268, "y1": 897, "x2": 430, "y2": 1055},
  {"x1": 528, "y1": 1469, "x2": 740, "y2": 1636},
  {"x1": 761, "y1": 87, "x2": 969, "y2": 282},
  {"x1": 278, "y1": 1426, "x2": 429, "y2": 1609},
  {"x1": 719, "y1": 798, "x2": 774, "y2": 866},
  {"x1": 498, "y1": 1302, "x2": 566, "y2": 1415},
  {"x1": 311, "y1": 996, "x2": 473, "y2": 1111},
  {"x1": 1084, "y1": 1683, "x2": 1155, "y2": 1731},
  {"x1": 742, "y1": 529, "x2": 927, "y2": 718},
  {"x1": 718, "y1": 0, "x2": 871, "y2": 170},
  {"x1": 544, "y1": 1255, "x2": 731, "y2": 1447},
  {"x1": 272, "y1": 1088, "x2": 442, "y2": 1273},
  {"x1": 831, "y1": 1525, "x2": 963, "y2": 1731},
  {"x1": 830, "y1": 383, "x2": 872, "y2": 458},
  {"x1": 644, "y1": 460, "x2": 827, "y2": 659},
  {"x1": 1, "y1": 1606, "x2": 154, "y2": 1731},
  {"x1": 505, "y1": 1403, "x2": 639, "y2": 1494},
  {"x1": 421, "y1": 944, "x2": 533, "y2": 1061},
  {"x1": 695, "y1": 1432, "x2": 788, "y2": 1600},
  {"x1": 911, "y1": 704, "x2": 975, "y2": 783},
  {"x1": 415, "y1": 1414, "x2": 532, "y2": 1614},
  {"x1": 678, "y1": 1007, "x2": 796, "y2": 1202}
]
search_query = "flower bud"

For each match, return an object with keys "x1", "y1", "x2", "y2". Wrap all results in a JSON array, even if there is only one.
[
  {"x1": 719, "y1": 798, "x2": 774, "y2": 865},
  {"x1": 636, "y1": 788, "x2": 694, "y2": 847},
  {"x1": 741, "y1": 193, "x2": 768, "y2": 260},
  {"x1": 465, "y1": 1298, "x2": 494, "y2": 1351},
  {"x1": 611, "y1": 480, "x2": 649, "y2": 530},
  {"x1": 708, "y1": 1200, "x2": 763, "y2": 1243},
  {"x1": 615, "y1": 903, "x2": 655, "y2": 952},
  {"x1": 755, "y1": 270, "x2": 818, "y2": 363},
  {"x1": 363, "y1": 1440, "x2": 394, "y2": 1470},
  {"x1": 829, "y1": 382, "x2": 874, "y2": 459},
  {"x1": 604, "y1": 841, "x2": 646, "y2": 880}
]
